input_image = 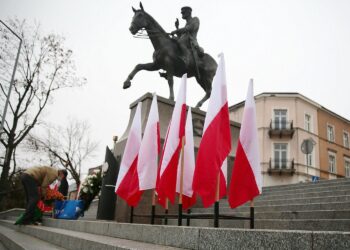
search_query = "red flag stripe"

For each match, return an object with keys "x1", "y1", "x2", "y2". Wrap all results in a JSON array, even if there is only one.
[
  {"x1": 116, "y1": 156, "x2": 143, "y2": 206},
  {"x1": 182, "y1": 193, "x2": 197, "y2": 210},
  {"x1": 156, "y1": 75, "x2": 187, "y2": 208},
  {"x1": 228, "y1": 140, "x2": 260, "y2": 208},
  {"x1": 157, "y1": 143, "x2": 182, "y2": 204},
  {"x1": 193, "y1": 103, "x2": 231, "y2": 207}
]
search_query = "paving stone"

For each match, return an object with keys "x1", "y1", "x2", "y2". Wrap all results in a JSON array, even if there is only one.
[
  {"x1": 312, "y1": 231, "x2": 350, "y2": 250},
  {"x1": 198, "y1": 228, "x2": 312, "y2": 250}
]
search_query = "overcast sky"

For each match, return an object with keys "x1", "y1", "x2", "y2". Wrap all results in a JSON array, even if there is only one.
[{"x1": 1, "y1": 0, "x2": 350, "y2": 173}]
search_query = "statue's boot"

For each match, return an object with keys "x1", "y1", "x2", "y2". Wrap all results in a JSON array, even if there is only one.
[{"x1": 159, "y1": 72, "x2": 168, "y2": 80}]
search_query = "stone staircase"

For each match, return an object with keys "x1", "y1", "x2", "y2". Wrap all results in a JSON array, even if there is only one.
[
  {"x1": 0, "y1": 178, "x2": 349, "y2": 249},
  {"x1": 185, "y1": 178, "x2": 350, "y2": 231}
]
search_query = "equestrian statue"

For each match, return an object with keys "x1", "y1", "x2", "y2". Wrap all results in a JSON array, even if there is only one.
[{"x1": 123, "y1": 2, "x2": 217, "y2": 108}]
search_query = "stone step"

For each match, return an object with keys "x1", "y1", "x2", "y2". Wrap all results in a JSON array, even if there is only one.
[
  {"x1": 220, "y1": 195, "x2": 350, "y2": 207},
  {"x1": 168, "y1": 216, "x2": 350, "y2": 232},
  {"x1": 234, "y1": 210, "x2": 350, "y2": 220},
  {"x1": 192, "y1": 201, "x2": 350, "y2": 213},
  {"x1": 0, "y1": 220, "x2": 181, "y2": 250},
  {"x1": 0, "y1": 224, "x2": 66, "y2": 250},
  {"x1": 262, "y1": 178, "x2": 350, "y2": 191},
  {"x1": 0, "y1": 208, "x2": 24, "y2": 220},
  {"x1": 0, "y1": 241, "x2": 7, "y2": 250},
  {"x1": 213, "y1": 195, "x2": 350, "y2": 209},
  {"x1": 253, "y1": 219, "x2": 350, "y2": 231},
  {"x1": 24, "y1": 217, "x2": 350, "y2": 249},
  {"x1": 219, "y1": 219, "x2": 350, "y2": 231},
  {"x1": 255, "y1": 188, "x2": 350, "y2": 201},
  {"x1": 261, "y1": 183, "x2": 350, "y2": 196},
  {"x1": 168, "y1": 218, "x2": 350, "y2": 231}
]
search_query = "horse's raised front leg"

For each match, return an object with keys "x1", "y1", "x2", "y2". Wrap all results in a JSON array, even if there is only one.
[
  {"x1": 167, "y1": 75, "x2": 174, "y2": 101},
  {"x1": 123, "y1": 62, "x2": 160, "y2": 89}
]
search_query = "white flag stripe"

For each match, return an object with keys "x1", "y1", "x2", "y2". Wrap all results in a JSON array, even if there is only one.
[
  {"x1": 221, "y1": 158, "x2": 228, "y2": 184},
  {"x1": 176, "y1": 108, "x2": 195, "y2": 197},
  {"x1": 138, "y1": 94, "x2": 159, "y2": 190},
  {"x1": 240, "y1": 79, "x2": 262, "y2": 192},
  {"x1": 115, "y1": 102, "x2": 142, "y2": 192},
  {"x1": 159, "y1": 74, "x2": 187, "y2": 176},
  {"x1": 203, "y1": 53, "x2": 228, "y2": 132}
]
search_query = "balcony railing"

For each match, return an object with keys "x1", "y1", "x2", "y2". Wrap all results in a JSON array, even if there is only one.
[
  {"x1": 268, "y1": 158, "x2": 295, "y2": 175},
  {"x1": 268, "y1": 120, "x2": 295, "y2": 138}
]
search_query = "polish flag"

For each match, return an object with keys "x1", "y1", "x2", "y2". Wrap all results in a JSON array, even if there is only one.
[
  {"x1": 115, "y1": 102, "x2": 142, "y2": 206},
  {"x1": 156, "y1": 74, "x2": 187, "y2": 206},
  {"x1": 49, "y1": 180, "x2": 59, "y2": 191},
  {"x1": 137, "y1": 93, "x2": 160, "y2": 191},
  {"x1": 228, "y1": 79, "x2": 262, "y2": 208},
  {"x1": 176, "y1": 108, "x2": 196, "y2": 210},
  {"x1": 193, "y1": 53, "x2": 232, "y2": 208}
]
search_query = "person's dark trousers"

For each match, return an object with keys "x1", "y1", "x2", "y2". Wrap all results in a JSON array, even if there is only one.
[
  {"x1": 21, "y1": 174, "x2": 39, "y2": 225},
  {"x1": 58, "y1": 178, "x2": 68, "y2": 198}
]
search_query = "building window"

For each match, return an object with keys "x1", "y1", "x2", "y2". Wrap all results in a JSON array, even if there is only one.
[
  {"x1": 305, "y1": 152, "x2": 313, "y2": 166},
  {"x1": 273, "y1": 143, "x2": 288, "y2": 169},
  {"x1": 273, "y1": 109, "x2": 287, "y2": 129},
  {"x1": 327, "y1": 125, "x2": 335, "y2": 142},
  {"x1": 343, "y1": 131, "x2": 349, "y2": 149},
  {"x1": 345, "y1": 159, "x2": 350, "y2": 178},
  {"x1": 305, "y1": 114, "x2": 312, "y2": 132},
  {"x1": 328, "y1": 152, "x2": 336, "y2": 174}
]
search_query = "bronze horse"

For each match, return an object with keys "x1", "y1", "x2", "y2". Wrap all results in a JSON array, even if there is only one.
[{"x1": 123, "y1": 3, "x2": 217, "y2": 108}]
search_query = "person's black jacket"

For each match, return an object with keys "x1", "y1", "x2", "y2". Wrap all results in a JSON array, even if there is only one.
[{"x1": 58, "y1": 178, "x2": 68, "y2": 198}]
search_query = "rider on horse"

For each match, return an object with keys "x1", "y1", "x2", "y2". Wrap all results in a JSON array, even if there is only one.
[{"x1": 171, "y1": 7, "x2": 204, "y2": 67}]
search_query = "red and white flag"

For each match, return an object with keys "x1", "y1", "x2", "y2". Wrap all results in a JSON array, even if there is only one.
[
  {"x1": 49, "y1": 180, "x2": 59, "y2": 191},
  {"x1": 137, "y1": 93, "x2": 160, "y2": 191},
  {"x1": 228, "y1": 79, "x2": 262, "y2": 208},
  {"x1": 176, "y1": 108, "x2": 196, "y2": 210},
  {"x1": 193, "y1": 53, "x2": 232, "y2": 208},
  {"x1": 156, "y1": 74, "x2": 187, "y2": 206},
  {"x1": 115, "y1": 102, "x2": 142, "y2": 206}
]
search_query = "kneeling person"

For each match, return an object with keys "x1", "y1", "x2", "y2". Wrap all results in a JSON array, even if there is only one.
[{"x1": 20, "y1": 166, "x2": 67, "y2": 225}]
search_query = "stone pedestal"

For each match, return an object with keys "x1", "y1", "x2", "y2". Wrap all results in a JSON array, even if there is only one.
[{"x1": 113, "y1": 93, "x2": 240, "y2": 223}]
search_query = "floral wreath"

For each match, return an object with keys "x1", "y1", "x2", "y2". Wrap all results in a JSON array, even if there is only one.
[{"x1": 78, "y1": 169, "x2": 102, "y2": 212}]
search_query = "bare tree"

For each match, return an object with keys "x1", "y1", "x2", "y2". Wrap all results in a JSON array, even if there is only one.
[
  {"x1": 27, "y1": 119, "x2": 99, "y2": 187},
  {"x1": 0, "y1": 19, "x2": 86, "y2": 196}
]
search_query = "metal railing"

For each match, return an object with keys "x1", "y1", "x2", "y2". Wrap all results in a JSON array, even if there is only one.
[
  {"x1": 268, "y1": 120, "x2": 295, "y2": 138},
  {"x1": 269, "y1": 120, "x2": 294, "y2": 130},
  {"x1": 268, "y1": 158, "x2": 295, "y2": 175}
]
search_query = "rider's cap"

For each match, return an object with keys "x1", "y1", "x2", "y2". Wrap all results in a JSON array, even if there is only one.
[{"x1": 181, "y1": 6, "x2": 192, "y2": 13}]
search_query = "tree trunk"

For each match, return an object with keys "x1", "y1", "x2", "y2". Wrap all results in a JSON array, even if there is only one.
[{"x1": 0, "y1": 145, "x2": 14, "y2": 207}]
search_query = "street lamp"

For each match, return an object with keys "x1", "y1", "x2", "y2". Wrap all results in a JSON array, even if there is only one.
[{"x1": 0, "y1": 20, "x2": 22, "y2": 135}]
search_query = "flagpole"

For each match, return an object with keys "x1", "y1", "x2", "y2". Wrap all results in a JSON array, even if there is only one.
[
  {"x1": 165, "y1": 198, "x2": 169, "y2": 225},
  {"x1": 186, "y1": 209, "x2": 191, "y2": 226},
  {"x1": 130, "y1": 206, "x2": 134, "y2": 223},
  {"x1": 178, "y1": 136, "x2": 185, "y2": 226},
  {"x1": 151, "y1": 189, "x2": 156, "y2": 224},
  {"x1": 214, "y1": 172, "x2": 220, "y2": 228},
  {"x1": 250, "y1": 199, "x2": 255, "y2": 229}
]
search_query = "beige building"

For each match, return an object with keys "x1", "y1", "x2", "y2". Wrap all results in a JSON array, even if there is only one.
[{"x1": 230, "y1": 93, "x2": 350, "y2": 187}]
